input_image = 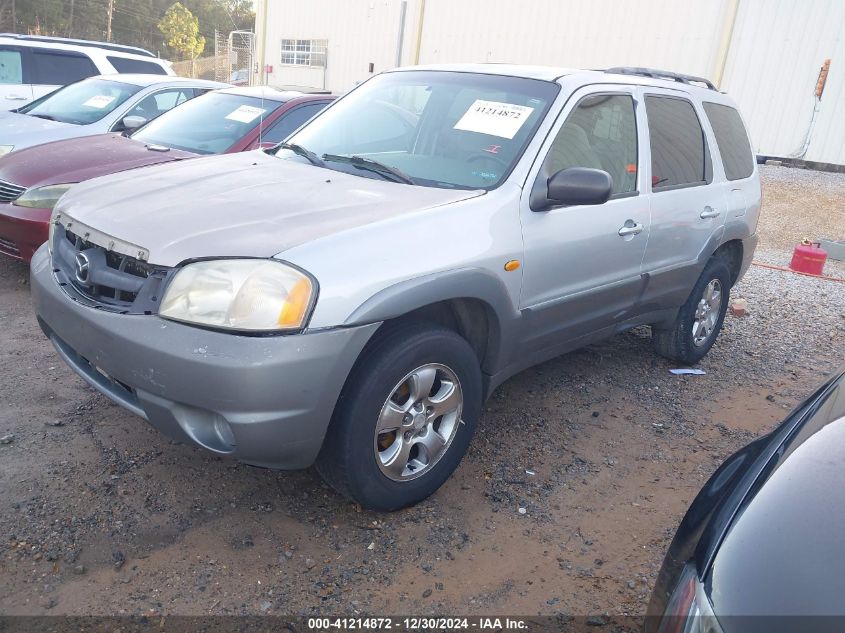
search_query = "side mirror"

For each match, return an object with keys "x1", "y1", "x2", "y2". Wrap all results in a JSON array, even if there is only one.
[
  {"x1": 121, "y1": 115, "x2": 147, "y2": 133},
  {"x1": 544, "y1": 167, "x2": 613, "y2": 208}
]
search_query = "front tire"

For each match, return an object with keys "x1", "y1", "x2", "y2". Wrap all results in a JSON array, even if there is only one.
[
  {"x1": 316, "y1": 321, "x2": 482, "y2": 511},
  {"x1": 653, "y1": 257, "x2": 732, "y2": 364}
]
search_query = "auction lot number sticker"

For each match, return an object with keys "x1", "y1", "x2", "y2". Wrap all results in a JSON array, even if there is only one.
[{"x1": 453, "y1": 99, "x2": 535, "y2": 139}]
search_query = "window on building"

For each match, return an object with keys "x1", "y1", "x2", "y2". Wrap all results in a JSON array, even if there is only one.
[
  {"x1": 107, "y1": 56, "x2": 168, "y2": 75},
  {"x1": 543, "y1": 93, "x2": 638, "y2": 195},
  {"x1": 703, "y1": 102, "x2": 754, "y2": 181},
  {"x1": 645, "y1": 95, "x2": 710, "y2": 190},
  {"x1": 280, "y1": 39, "x2": 327, "y2": 67}
]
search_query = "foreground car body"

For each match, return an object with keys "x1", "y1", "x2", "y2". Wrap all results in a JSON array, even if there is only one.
[
  {"x1": 0, "y1": 88, "x2": 332, "y2": 260},
  {"x1": 647, "y1": 368, "x2": 845, "y2": 633},
  {"x1": 0, "y1": 74, "x2": 225, "y2": 156},
  {"x1": 32, "y1": 64, "x2": 761, "y2": 510}
]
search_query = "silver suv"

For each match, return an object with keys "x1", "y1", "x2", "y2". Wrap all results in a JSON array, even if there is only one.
[{"x1": 31, "y1": 64, "x2": 761, "y2": 511}]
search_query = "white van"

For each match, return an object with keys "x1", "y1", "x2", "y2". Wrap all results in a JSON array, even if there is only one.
[{"x1": 0, "y1": 34, "x2": 173, "y2": 109}]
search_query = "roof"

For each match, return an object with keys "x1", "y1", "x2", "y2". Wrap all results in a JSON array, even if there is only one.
[
  {"x1": 390, "y1": 63, "x2": 577, "y2": 81},
  {"x1": 94, "y1": 74, "x2": 228, "y2": 89},
  {"x1": 388, "y1": 63, "x2": 722, "y2": 96},
  {"x1": 0, "y1": 33, "x2": 155, "y2": 58},
  {"x1": 218, "y1": 85, "x2": 323, "y2": 102}
]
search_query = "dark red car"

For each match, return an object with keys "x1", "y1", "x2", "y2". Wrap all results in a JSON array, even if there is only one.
[{"x1": 0, "y1": 86, "x2": 333, "y2": 261}]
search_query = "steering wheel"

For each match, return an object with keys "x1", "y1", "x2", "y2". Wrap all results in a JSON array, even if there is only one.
[{"x1": 467, "y1": 151, "x2": 509, "y2": 170}]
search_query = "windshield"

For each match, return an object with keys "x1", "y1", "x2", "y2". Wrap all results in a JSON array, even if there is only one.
[
  {"x1": 282, "y1": 70, "x2": 559, "y2": 189},
  {"x1": 132, "y1": 92, "x2": 282, "y2": 154},
  {"x1": 19, "y1": 78, "x2": 140, "y2": 125}
]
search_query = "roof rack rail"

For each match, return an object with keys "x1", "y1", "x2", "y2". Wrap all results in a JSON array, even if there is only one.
[
  {"x1": 604, "y1": 66, "x2": 717, "y2": 90},
  {"x1": 0, "y1": 33, "x2": 156, "y2": 58}
]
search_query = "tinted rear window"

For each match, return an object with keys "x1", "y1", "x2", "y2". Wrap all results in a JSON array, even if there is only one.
[
  {"x1": 645, "y1": 95, "x2": 710, "y2": 190},
  {"x1": 32, "y1": 51, "x2": 97, "y2": 85},
  {"x1": 703, "y1": 102, "x2": 754, "y2": 181},
  {"x1": 107, "y1": 56, "x2": 168, "y2": 75},
  {"x1": 262, "y1": 102, "x2": 328, "y2": 143}
]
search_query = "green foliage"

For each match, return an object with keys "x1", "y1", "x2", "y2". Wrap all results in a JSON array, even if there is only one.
[
  {"x1": 7, "y1": 0, "x2": 254, "y2": 59},
  {"x1": 158, "y1": 2, "x2": 205, "y2": 60}
]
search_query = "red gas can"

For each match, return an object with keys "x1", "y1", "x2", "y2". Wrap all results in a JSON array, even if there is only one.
[{"x1": 790, "y1": 239, "x2": 828, "y2": 276}]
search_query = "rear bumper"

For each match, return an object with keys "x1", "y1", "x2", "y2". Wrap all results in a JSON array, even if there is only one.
[
  {"x1": 30, "y1": 244, "x2": 380, "y2": 468},
  {"x1": 737, "y1": 233, "x2": 759, "y2": 284},
  {"x1": 0, "y1": 202, "x2": 50, "y2": 262}
]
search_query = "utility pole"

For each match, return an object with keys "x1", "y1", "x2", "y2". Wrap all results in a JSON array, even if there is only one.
[{"x1": 106, "y1": 0, "x2": 114, "y2": 42}]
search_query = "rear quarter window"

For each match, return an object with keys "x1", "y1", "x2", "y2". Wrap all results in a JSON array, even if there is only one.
[
  {"x1": 107, "y1": 56, "x2": 168, "y2": 75},
  {"x1": 32, "y1": 51, "x2": 98, "y2": 85},
  {"x1": 703, "y1": 102, "x2": 754, "y2": 181},
  {"x1": 645, "y1": 95, "x2": 711, "y2": 190},
  {"x1": 0, "y1": 48, "x2": 23, "y2": 84}
]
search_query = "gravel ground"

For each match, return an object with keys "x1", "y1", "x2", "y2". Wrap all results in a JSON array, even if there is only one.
[{"x1": 0, "y1": 165, "x2": 843, "y2": 618}]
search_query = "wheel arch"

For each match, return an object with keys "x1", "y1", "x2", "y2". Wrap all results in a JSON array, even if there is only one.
[{"x1": 344, "y1": 268, "x2": 519, "y2": 377}]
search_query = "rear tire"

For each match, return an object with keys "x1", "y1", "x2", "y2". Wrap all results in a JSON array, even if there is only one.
[
  {"x1": 316, "y1": 321, "x2": 482, "y2": 511},
  {"x1": 653, "y1": 257, "x2": 732, "y2": 364}
]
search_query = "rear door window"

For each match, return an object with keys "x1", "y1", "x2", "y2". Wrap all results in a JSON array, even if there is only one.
[
  {"x1": 645, "y1": 95, "x2": 710, "y2": 190},
  {"x1": 261, "y1": 102, "x2": 329, "y2": 143},
  {"x1": 0, "y1": 48, "x2": 24, "y2": 84},
  {"x1": 703, "y1": 102, "x2": 754, "y2": 181},
  {"x1": 107, "y1": 56, "x2": 168, "y2": 75},
  {"x1": 32, "y1": 51, "x2": 98, "y2": 85}
]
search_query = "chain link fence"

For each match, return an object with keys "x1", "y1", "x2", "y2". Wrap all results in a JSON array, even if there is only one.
[{"x1": 172, "y1": 29, "x2": 254, "y2": 85}]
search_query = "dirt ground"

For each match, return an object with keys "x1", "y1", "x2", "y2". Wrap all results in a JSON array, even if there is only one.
[{"x1": 0, "y1": 165, "x2": 843, "y2": 618}]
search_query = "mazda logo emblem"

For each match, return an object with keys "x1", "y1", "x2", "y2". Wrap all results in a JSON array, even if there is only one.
[{"x1": 74, "y1": 252, "x2": 91, "y2": 284}]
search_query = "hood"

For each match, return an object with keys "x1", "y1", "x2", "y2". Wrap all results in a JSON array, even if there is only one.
[
  {"x1": 0, "y1": 111, "x2": 81, "y2": 152},
  {"x1": 56, "y1": 151, "x2": 483, "y2": 267},
  {"x1": 707, "y1": 370, "x2": 845, "y2": 619},
  {"x1": 0, "y1": 134, "x2": 195, "y2": 189},
  {"x1": 0, "y1": 134, "x2": 196, "y2": 188}
]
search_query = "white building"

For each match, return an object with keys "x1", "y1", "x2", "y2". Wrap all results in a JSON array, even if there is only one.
[{"x1": 254, "y1": 0, "x2": 845, "y2": 166}]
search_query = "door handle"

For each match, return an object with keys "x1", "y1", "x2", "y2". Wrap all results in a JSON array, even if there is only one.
[
  {"x1": 700, "y1": 206, "x2": 721, "y2": 219},
  {"x1": 5, "y1": 95, "x2": 28, "y2": 100},
  {"x1": 618, "y1": 221, "x2": 644, "y2": 237}
]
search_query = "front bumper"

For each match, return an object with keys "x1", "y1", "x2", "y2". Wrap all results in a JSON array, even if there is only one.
[
  {"x1": 0, "y1": 202, "x2": 50, "y2": 262},
  {"x1": 31, "y1": 244, "x2": 380, "y2": 468}
]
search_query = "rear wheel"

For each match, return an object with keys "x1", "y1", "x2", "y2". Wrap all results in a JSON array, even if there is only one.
[
  {"x1": 653, "y1": 257, "x2": 731, "y2": 364},
  {"x1": 316, "y1": 321, "x2": 482, "y2": 511}
]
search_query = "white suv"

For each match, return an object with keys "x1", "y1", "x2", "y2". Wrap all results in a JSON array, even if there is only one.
[{"x1": 0, "y1": 34, "x2": 173, "y2": 109}]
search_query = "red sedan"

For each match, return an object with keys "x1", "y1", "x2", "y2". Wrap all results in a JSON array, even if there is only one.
[{"x1": 0, "y1": 87, "x2": 333, "y2": 261}]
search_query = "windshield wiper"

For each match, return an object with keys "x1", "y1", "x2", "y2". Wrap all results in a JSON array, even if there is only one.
[
  {"x1": 276, "y1": 142, "x2": 325, "y2": 167},
  {"x1": 322, "y1": 154, "x2": 416, "y2": 185},
  {"x1": 30, "y1": 113, "x2": 56, "y2": 121}
]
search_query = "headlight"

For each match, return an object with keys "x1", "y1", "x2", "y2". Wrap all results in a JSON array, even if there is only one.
[
  {"x1": 656, "y1": 565, "x2": 722, "y2": 633},
  {"x1": 0, "y1": 145, "x2": 13, "y2": 156},
  {"x1": 14, "y1": 183, "x2": 75, "y2": 209},
  {"x1": 159, "y1": 259, "x2": 316, "y2": 332}
]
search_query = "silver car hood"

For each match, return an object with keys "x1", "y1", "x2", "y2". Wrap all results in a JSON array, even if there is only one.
[
  {"x1": 56, "y1": 151, "x2": 484, "y2": 267},
  {"x1": 0, "y1": 112, "x2": 79, "y2": 152}
]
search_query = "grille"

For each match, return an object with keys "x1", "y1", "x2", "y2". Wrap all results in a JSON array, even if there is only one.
[
  {"x1": 0, "y1": 179, "x2": 26, "y2": 203},
  {"x1": 52, "y1": 224, "x2": 171, "y2": 313}
]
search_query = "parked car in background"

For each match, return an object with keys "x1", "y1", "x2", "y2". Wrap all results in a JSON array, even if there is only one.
[
  {"x1": 646, "y1": 367, "x2": 845, "y2": 633},
  {"x1": 0, "y1": 88, "x2": 333, "y2": 261},
  {"x1": 0, "y1": 74, "x2": 226, "y2": 156},
  {"x1": 31, "y1": 64, "x2": 760, "y2": 510},
  {"x1": 0, "y1": 34, "x2": 173, "y2": 109}
]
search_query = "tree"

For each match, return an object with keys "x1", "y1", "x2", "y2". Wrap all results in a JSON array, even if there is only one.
[{"x1": 158, "y1": 2, "x2": 205, "y2": 60}]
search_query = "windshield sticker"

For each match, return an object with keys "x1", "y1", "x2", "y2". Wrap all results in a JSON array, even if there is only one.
[
  {"x1": 454, "y1": 100, "x2": 535, "y2": 139},
  {"x1": 225, "y1": 104, "x2": 267, "y2": 123},
  {"x1": 82, "y1": 95, "x2": 117, "y2": 109}
]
